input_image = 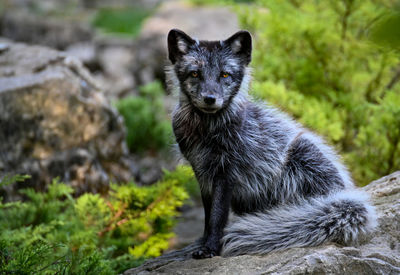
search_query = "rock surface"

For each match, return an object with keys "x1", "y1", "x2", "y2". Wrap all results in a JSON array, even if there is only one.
[
  {"x1": 0, "y1": 10, "x2": 93, "y2": 50},
  {"x1": 172, "y1": 205, "x2": 204, "y2": 249},
  {"x1": 124, "y1": 171, "x2": 400, "y2": 275},
  {"x1": 94, "y1": 42, "x2": 136, "y2": 100},
  {"x1": 0, "y1": 38, "x2": 136, "y2": 199}
]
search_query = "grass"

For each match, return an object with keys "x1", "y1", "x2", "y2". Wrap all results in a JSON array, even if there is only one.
[{"x1": 92, "y1": 7, "x2": 152, "y2": 37}]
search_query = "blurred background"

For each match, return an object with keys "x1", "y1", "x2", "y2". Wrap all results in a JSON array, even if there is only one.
[{"x1": 0, "y1": 0, "x2": 399, "y2": 274}]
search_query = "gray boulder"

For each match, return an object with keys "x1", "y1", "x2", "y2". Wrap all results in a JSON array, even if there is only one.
[
  {"x1": 0, "y1": 39, "x2": 136, "y2": 199},
  {"x1": 125, "y1": 171, "x2": 400, "y2": 275},
  {"x1": 0, "y1": 10, "x2": 93, "y2": 50},
  {"x1": 94, "y1": 42, "x2": 136, "y2": 100}
]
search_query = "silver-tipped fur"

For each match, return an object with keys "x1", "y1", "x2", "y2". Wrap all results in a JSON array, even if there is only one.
[
  {"x1": 167, "y1": 29, "x2": 377, "y2": 257},
  {"x1": 222, "y1": 189, "x2": 377, "y2": 256}
]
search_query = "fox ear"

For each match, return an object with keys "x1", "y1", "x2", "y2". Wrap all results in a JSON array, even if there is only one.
[
  {"x1": 224, "y1": 30, "x2": 252, "y2": 65},
  {"x1": 168, "y1": 29, "x2": 195, "y2": 64}
]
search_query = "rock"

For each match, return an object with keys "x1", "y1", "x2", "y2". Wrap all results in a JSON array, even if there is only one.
[
  {"x1": 124, "y1": 171, "x2": 400, "y2": 275},
  {"x1": 4, "y1": 0, "x2": 75, "y2": 14},
  {"x1": 0, "y1": 10, "x2": 93, "y2": 50},
  {"x1": 0, "y1": 38, "x2": 136, "y2": 200},
  {"x1": 96, "y1": 44, "x2": 136, "y2": 99},
  {"x1": 172, "y1": 205, "x2": 204, "y2": 249},
  {"x1": 133, "y1": 155, "x2": 179, "y2": 186},
  {"x1": 65, "y1": 41, "x2": 137, "y2": 99},
  {"x1": 65, "y1": 42, "x2": 97, "y2": 68},
  {"x1": 81, "y1": 0, "x2": 162, "y2": 9},
  {"x1": 131, "y1": 1, "x2": 239, "y2": 87}
]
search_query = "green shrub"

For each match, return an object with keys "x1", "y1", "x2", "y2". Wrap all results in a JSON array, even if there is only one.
[
  {"x1": 116, "y1": 81, "x2": 174, "y2": 154},
  {"x1": 92, "y1": 7, "x2": 152, "y2": 37},
  {"x1": 230, "y1": 0, "x2": 400, "y2": 185},
  {"x1": 370, "y1": 9, "x2": 400, "y2": 51},
  {"x1": 163, "y1": 165, "x2": 200, "y2": 200},
  {"x1": 0, "y1": 166, "x2": 195, "y2": 274}
]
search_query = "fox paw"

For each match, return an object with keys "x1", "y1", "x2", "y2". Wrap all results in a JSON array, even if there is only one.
[{"x1": 192, "y1": 247, "x2": 218, "y2": 259}]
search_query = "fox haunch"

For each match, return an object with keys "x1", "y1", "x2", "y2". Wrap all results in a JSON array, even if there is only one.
[{"x1": 166, "y1": 29, "x2": 377, "y2": 259}]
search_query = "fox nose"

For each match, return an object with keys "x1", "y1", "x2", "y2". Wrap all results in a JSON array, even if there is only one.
[{"x1": 203, "y1": 95, "x2": 216, "y2": 105}]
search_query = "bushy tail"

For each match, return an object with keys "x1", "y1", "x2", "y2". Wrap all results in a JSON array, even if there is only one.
[{"x1": 222, "y1": 190, "x2": 377, "y2": 256}]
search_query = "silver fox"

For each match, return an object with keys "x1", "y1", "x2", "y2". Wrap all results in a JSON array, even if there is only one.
[{"x1": 166, "y1": 29, "x2": 377, "y2": 259}]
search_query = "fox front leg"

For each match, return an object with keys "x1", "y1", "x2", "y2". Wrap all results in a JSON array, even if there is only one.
[
  {"x1": 199, "y1": 192, "x2": 211, "y2": 243},
  {"x1": 193, "y1": 180, "x2": 232, "y2": 259}
]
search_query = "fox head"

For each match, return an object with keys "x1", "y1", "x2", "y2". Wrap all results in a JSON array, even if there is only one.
[{"x1": 167, "y1": 29, "x2": 252, "y2": 114}]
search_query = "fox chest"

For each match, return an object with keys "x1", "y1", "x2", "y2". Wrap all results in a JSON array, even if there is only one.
[
  {"x1": 174, "y1": 120, "x2": 261, "y2": 179},
  {"x1": 175, "y1": 126, "x2": 238, "y2": 166},
  {"x1": 173, "y1": 116, "x2": 282, "y2": 208},
  {"x1": 173, "y1": 116, "x2": 240, "y2": 166}
]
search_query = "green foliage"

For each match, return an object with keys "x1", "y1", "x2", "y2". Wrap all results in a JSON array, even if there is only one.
[
  {"x1": 0, "y1": 240, "x2": 113, "y2": 275},
  {"x1": 92, "y1": 7, "x2": 152, "y2": 37},
  {"x1": 0, "y1": 174, "x2": 31, "y2": 188},
  {"x1": 116, "y1": 81, "x2": 174, "y2": 154},
  {"x1": 350, "y1": 90, "x2": 400, "y2": 182},
  {"x1": 163, "y1": 165, "x2": 200, "y2": 200},
  {"x1": 0, "y1": 166, "x2": 195, "y2": 274},
  {"x1": 232, "y1": 0, "x2": 400, "y2": 184},
  {"x1": 371, "y1": 9, "x2": 400, "y2": 51}
]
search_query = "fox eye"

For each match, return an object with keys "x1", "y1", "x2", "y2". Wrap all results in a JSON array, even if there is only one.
[
  {"x1": 221, "y1": 72, "x2": 230, "y2": 78},
  {"x1": 191, "y1": 71, "x2": 199, "y2": 78}
]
